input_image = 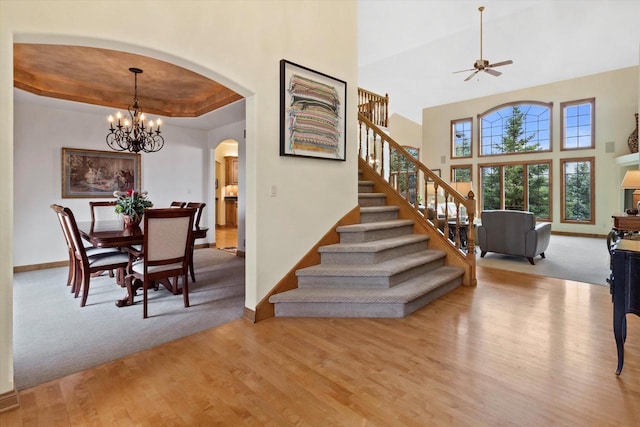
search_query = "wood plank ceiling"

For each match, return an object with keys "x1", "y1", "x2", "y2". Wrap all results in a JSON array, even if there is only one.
[{"x1": 13, "y1": 44, "x2": 243, "y2": 117}]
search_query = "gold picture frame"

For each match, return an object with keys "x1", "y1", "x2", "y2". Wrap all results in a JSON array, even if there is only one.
[{"x1": 61, "y1": 148, "x2": 141, "y2": 198}]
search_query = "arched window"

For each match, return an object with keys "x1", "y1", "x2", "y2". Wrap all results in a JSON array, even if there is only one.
[{"x1": 479, "y1": 102, "x2": 552, "y2": 156}]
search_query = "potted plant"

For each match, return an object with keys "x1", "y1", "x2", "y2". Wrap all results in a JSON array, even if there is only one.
[{"x1": 114, "y1": 189, "x2": 153, "y2": 227}]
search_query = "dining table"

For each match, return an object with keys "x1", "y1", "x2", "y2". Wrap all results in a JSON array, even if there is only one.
[{"x1": 78, "y1": 220, "x2": 209, "y2": 307}]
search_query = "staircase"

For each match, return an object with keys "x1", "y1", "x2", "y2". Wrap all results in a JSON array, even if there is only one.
[{"x1": 268, "y1": 172, "x2": 464, "y2": 318}]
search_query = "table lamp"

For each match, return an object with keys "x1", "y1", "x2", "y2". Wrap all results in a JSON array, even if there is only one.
[
  {"x1": 452, "y1": 181, "x2": 473, "y2": 199},
  {"x1": 620, "y1": 169, "x2": 640, "y2": 211}
]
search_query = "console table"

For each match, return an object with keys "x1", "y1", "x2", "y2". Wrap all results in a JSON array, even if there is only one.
[
  {"x1": 609, "y1": 239, "x2": 640, "y2": 375},
  {"x1": 612, "y1": 214, "x2": 640, "y2": 235}
]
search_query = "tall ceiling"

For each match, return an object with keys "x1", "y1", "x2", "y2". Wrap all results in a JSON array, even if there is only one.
[
  {"x1": 14, "y1": 1, "x2": 640, "y2": 130},
  {"x1": 358, "y1": 0, "x2": 640, "y2": 123}
]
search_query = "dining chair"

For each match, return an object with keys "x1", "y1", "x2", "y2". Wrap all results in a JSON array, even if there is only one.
[
  {"x1": 186, "y1": 202, "x2": 207, "y2": 282},
  {"x1": 89, "y1": 200, "x2": 124, "y2": 278},
  {"x1": 170, "y1": 201, "x2": 186, "y2": 208},
  {"x1": 51, "y1": 204, "x2": 121, "y2": 291},
  {"x1": 89, "y1": 200, "x2": 120, "y2": 222},
  {"x1": 52, "y1": 204, "x2": 130, "y2": 306},
  {"x1": 126, "y1": 208, "x2": 196, "y2": 318}
]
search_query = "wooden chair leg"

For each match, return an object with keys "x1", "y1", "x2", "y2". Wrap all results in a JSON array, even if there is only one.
[
  {"x1": 189, "y1": 243, "x2": 196, "y2": 282},
  {"x1": 183, "y1": 274, "x2": 190, "y2": 308},
  {"x1": 66, "y1": 251, "x2": 74, "y2": 287},
  {"x1": 143, "y1": 280, "x2": 149, "y2": 319},
  {"x1": 80, "y1": 270, "x2": 90, "y2": 307},
  {"x1": 71, "y1": 260, "x2": 80, "y2": 294},
  {"x1": 74, "y1": 265, "x2": 83, "y2": 298}
]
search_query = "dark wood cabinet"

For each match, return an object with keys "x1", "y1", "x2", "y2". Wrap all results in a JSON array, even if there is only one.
[
  {"x1": 609, "y1": 239, "x2": 640, "y2": 375},
  {"x1": 225, "y1": 156, "x2": 238, "y2": 185},
  {"x1": 225, "y1": 199, "x2": 237, "y2": 227}
]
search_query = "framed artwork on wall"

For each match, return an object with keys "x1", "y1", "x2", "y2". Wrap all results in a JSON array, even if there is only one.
[
  {"x1": 280, "y1": 59, "x2": 347, "y2": 161},
  {"x1": 61, "y1": 148, "x2": 141, "y2": 198}
]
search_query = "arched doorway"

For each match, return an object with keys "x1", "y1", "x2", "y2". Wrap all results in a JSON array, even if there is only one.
[{"x1": 8, "y1": 35, "x2": 251, "y2": 391}]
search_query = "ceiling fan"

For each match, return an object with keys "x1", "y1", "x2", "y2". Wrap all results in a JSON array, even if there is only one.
[{"x1": 453, "y1": 6, "x2": 513, "y2": 81}]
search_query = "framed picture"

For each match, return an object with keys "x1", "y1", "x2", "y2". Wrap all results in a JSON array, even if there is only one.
[
  {"x1": 61, "y1": 148, "x2": 141, "y2": 198},
  {"x1": 280, "y1": 59, "x2": 347, "y2": 161}
]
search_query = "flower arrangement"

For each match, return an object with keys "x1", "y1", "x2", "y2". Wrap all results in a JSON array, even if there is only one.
[{"x1": 113, "y1": 188, "x2": 153, "y2": 218}]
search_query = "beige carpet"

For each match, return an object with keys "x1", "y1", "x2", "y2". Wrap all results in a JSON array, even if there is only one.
[
  {"x1": 475, "y1": 234, "x2": 609, "y2": 286},
  {"x1": 13, "y1": 248, "x2": 245, "y2": 390}
]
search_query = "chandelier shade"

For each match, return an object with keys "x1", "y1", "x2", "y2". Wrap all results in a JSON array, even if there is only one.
[{"x1": 106, "y1": 67, "x2": 164, "y2": 153}]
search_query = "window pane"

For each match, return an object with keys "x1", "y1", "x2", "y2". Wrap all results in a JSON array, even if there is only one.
[
  {"x1": 453, "y1": 167, "x2": 471, "y2": 182},
  {"x1": 481, "y1": 166, "x2": 500, "y2": 210},
  {"x1": 528, "y1": 163, "x2": 550, "y2": 219},
  {"x1": 480, "y1": 104, "x2": 551, "y2": 155},
  {"x1": 563, "y1": 160, "x2": 592, "y2": 221},
  {"x1": 452, "y1": 119, "x2": 472, "y2": 157},
  {"x1": 563, "y1": 100, "x2": 593, "y2": 149},
  {"x1": 504, "y1": 165, "x2": 524, "y2": 210}
]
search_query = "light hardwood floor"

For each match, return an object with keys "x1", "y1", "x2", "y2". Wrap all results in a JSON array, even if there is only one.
[
  {"x1": 2, "y1": 267, "x2": 639, "y2": 426},
  {"x1": 215, "y1": 226, "x2": 237, "y2": 249}
]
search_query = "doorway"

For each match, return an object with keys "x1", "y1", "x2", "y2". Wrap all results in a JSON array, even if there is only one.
[{"x1": 214, "y1": 139, "x2": 239, "y2": 250}]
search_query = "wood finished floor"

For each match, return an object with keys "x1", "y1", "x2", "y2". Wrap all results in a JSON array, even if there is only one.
[
  {"x1": 215, "y1": 226, "x2": 237, "y2": 249},
  {"x1": 2, "y1": 267, "x2": 640, "y2": 426}
]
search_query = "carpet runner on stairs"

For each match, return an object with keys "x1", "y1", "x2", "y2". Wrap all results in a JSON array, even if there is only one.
[{"x1": 269, "y1": 176, "x2": 464, "y2": 318}]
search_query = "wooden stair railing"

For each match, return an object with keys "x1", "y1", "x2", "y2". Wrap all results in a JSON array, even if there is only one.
[
  {"x1": 358, "y1": 88, "x2": 389, "y2": 128},
  {"x1": 357, "y1": 111, "x2": 476, "y2": 286}
]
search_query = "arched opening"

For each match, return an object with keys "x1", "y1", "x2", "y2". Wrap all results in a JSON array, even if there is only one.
[{"x1": 10, "y1": 35, "x2": 251, "y2": 389}]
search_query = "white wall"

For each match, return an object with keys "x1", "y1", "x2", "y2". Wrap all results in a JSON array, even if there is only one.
[
  {"x1": 422, "y1": 66, "x2": 639, "y2": 235},
  {"x1": 0, "y1": 0, "x2": 357, "y2": 396}
]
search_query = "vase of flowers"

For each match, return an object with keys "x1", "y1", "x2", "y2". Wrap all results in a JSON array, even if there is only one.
[{"x1": 114, "y1": 189, "x2": 153, "y2": 227}]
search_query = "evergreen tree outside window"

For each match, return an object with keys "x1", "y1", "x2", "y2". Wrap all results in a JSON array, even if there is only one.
[
  {"x1": 390, "y1": 146, "x2": 420, "y2": 205},
  {"x1": 479, "y1": 161, "x2": 551, "y2": 221},
  {"x1": 504, "y1": 164, "x2": 525, "y2": 210},
  {"x1": 480, "y1": 102, "x2": 551, "y2": 156},
  {"x1": 561, "y1": 98, "x2": 595, "y2": 150},
  {"x1": 480, "y1": 166, "x2": 501, "y2": 210},
  {"x1": 451, "y1": 118, "x2": 472, "y2": 158},
  {"x1": 561, "y1": 158, "x2": 594, "y2": 224},
  {"x1": 451, "y1": 165, "x2": 472, "y2": 183},
  {"x1": 528, "y1": 163, "x2": 550, "y2": 219}
]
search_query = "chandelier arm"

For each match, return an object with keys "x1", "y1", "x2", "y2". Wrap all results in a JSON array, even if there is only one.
[{"x1": 105, "y1": 67, "x2": 164, "y2": 153}]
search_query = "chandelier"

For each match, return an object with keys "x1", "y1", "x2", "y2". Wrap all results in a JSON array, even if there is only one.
[{"x1": 106, "y1": 67, "x2": 164, "y2": 153}]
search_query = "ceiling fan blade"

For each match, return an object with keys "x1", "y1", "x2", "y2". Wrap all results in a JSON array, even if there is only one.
[
  {"x1": 488, "y1": 60, "x2": 513, "y2": 68},
  {"x1": 464, "y1": 70, "x2": 480, "y2": 82},
  {"x1": 453, "y1": 68, "x2": 476, "y2": 74},
  {"x1": 484, "y1": 68, "x2": 502, "y2": 77}
]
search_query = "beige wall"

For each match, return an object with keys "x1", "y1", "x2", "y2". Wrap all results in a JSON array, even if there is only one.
[
  {"x1": 422, "y1": 66, "x2": 639, "y2": 235},
  {"x1": 389, "y1": 113, "x2": 422, "y2": 153},
  {"x1": 0, "y1": 0, "x2": 357, "y2": 396}
]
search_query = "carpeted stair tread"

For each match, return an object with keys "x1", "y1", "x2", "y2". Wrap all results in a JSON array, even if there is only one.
[
  {"x1": 336, "y1": 219, "x2": 414, "y2": 233},
  {"x1": 318, "y1": 234, "x2": 428, "y2": 253},
  {"x1": 296, "y1": 249, "x2": 445, "y2": 277},
  {"x1": 360, "y1": 206, "x2": 400, "y2": 213},
  {"x1": 358, "y1": 192, "x2": 387, "y2": 198},
  {"x1": 270, "y1": 266, "x2": 463, "y2": 304}
]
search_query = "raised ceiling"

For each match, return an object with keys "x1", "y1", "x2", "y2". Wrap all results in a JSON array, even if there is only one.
[{"x1": 14, "y1": 43, "x2": 243, "y2": 118}]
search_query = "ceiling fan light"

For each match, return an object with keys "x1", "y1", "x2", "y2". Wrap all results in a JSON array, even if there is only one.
[{"x1": 453, "y1": 6, "x2": 513, "y2": 81}]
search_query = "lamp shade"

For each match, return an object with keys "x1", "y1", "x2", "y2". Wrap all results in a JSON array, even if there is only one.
[
  {"x1": 621, "y1": 170, "x2": 640, "y2": 189},
  {"x1": 452, "y1": 181, "x2": 473, "y2": 198}
]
